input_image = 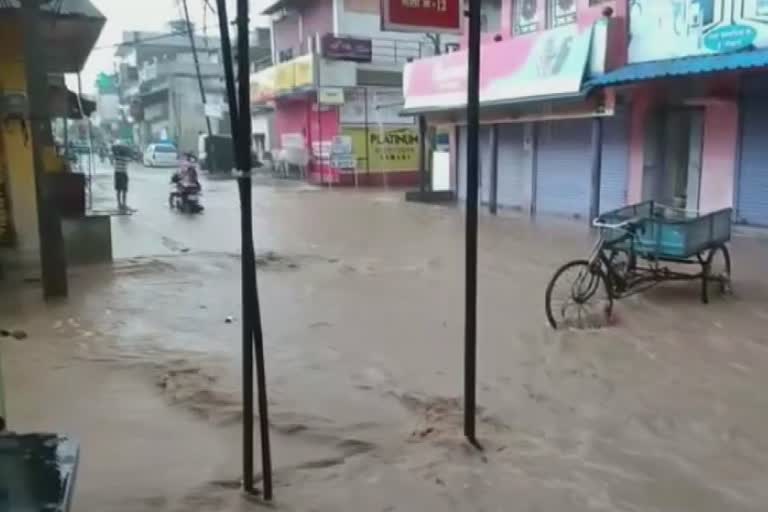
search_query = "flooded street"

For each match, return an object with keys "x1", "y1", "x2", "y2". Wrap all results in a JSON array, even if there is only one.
[{"x1": 4, "y1": 167, "x2": 768, "y2": 511}]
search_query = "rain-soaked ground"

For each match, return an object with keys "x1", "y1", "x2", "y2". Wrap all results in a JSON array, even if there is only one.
[{"x1": 4, "y1": 166, "x2": 768, "y2": 511}]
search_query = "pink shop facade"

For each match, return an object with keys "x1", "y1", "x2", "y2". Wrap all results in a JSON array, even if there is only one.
[{"x1": 402, "y1": 0, "x2": 768, "y2": 225}]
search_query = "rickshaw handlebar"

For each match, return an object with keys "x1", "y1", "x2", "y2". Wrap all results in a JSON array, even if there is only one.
[{"x1": 592, "y1": 217, "x2": 641, "y2": 230}]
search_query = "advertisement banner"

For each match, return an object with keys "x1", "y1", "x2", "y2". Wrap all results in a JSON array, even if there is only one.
[
  {"x1": 402, "y1": 23, "x2": 594, "y2": 112},
  {"x1": 629, "y1": 0, "x2": 768, "y2": 63},
  {"x1": 343, "y1": 126, "x2": 420, "y2": 172},
  {"x1": 381, "y1": 0, "x2": 462, "y2": 33}
]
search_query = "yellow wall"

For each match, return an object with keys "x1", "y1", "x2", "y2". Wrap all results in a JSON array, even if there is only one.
[{"x1": 0, "y1": 17, "x2": 40, "y2": 262}]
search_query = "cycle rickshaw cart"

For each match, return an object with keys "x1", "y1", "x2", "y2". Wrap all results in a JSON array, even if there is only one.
[{"x1": 545, "y1": 201, "x2": 733, "y2": 329}]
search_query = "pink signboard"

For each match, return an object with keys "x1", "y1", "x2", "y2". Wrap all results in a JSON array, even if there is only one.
[{"x1": 403, "y1": 24, "x2": 595, "y2": 112}]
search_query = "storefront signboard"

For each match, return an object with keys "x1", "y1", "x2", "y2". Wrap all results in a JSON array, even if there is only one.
[
  {"x1": 629, "y1": 0, "x2": 768, "y2": 63},
  {"x1": 381, "y1": 0, "x2": 461, "y2": 33},
  {"x1": 321, "y1": 34, "x2": 373, "y2": 62},
  {"x1": 402, "y1": 24, "x2": 594, "y2": 112},
  {"x1": 343, "y1": 126, "x2": 420, "y2": 172},
  {"x1": 319, "y1": 87, "x2": 346, "y2": 105}
]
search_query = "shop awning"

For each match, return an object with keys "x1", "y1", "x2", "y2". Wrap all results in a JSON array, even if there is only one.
[
  {"x1": 1, "y1": 0, "x2": 106, "y2": 73},
  {"x1": 48, "y1": 84, "x2": 96, "y2": 119},
  {"x1": 588, "y1": 48, "x2": 768, "y2": 88}
]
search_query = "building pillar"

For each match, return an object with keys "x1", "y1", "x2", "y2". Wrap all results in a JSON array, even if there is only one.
[
  {"x1": 21, "y1": 0, "x2": 68, "y2": 296},
  {"x1": 489, "y1": 124, "x2": 499, "y2": 214},
  {"x1": 417, "y1": 115, "x2": 428, "y2": 194}
]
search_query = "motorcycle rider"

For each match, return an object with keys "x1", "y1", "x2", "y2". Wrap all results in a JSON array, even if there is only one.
[{"x1": 169, "y1": 152, "x2": 202, "y2": 210}]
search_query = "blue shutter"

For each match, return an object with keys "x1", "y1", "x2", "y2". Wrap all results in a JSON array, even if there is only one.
[
  {"x1": 600, "y1": 109, "x2": 630, "y2": 213},
  {"x1": 738, "y1": 85, "x2": 768, "y2": 226},
  {"x1": 535, "y1": 119, "x2": 592, "y2": 218}
]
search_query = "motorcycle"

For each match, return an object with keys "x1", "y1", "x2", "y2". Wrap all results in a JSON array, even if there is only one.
[{"x1": 169, "y1": 171, "x2": 204, "y2": 214}]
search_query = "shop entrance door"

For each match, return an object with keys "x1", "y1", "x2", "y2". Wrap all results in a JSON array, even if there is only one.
[{"x1": 642, "y1": 109, "x2": 704, "y2": 211}]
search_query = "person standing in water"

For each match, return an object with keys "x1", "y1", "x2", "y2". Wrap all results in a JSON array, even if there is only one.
[{"x1": 112, "y1": 144, "x2": 130, "y2": 211}]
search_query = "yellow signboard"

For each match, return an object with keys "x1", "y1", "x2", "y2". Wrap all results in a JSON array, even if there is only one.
[
  {"x1": 343, "y1": 126, "x2": 419, "y2": 172},
  {"x1": 252, "y1": 55, "x2": 314, "y2": 104},
  {"x1": 293, "y1": 55, "x2": 313, "y2": 89},
  {"x1": 250, "y1": 66, "x2": 275, "y2": 103},
  {"x1": 274, "y1": 62, "x2": 294, "y2": 93}
]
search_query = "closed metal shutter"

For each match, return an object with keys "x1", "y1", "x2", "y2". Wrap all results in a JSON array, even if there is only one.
[
  {"x1": 535, "y1": 118, "x2": 592, "y2": 217},
  {"x1": 599, "y1": 109, "x2": 629, "y2": 213},
  {"x1": 457, "y1": 126, "x2": 492, "y2": 205},
  {"x1": 497, "y1": 123, "x2": 526, "y2": 209},
  {"x1": 738, "y1": 84, "x2": 768, "y2": 226}
]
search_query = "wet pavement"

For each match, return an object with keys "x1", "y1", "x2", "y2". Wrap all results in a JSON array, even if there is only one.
[{"x1": 4, "y1": 165, "x2": 768, "y2": 511}]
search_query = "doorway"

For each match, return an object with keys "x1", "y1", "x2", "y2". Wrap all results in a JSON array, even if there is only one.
[{"x1": 642, "y1": 108, "x2": 704, "y2": 211}]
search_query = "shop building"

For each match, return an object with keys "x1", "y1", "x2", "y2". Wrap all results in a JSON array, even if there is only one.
[
  {"x1": 402, "y1": 0, "x2": 628, "y2": 218},
  {"x1": 591, "y1": 0, "x2": 768, "y2": 226},
  {"x1": 405, "y1": 0, "x2": 768, "y2": 226},
  {"x1": 254, "y1": 0, "x2": 456, "y2": 185}
]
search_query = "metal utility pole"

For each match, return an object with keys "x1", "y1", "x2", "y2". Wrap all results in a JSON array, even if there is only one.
[
  {"x1": 76, "y1": 73, "x2": 94, "y2": 210},
  {"x1": 215, "y1": 0, "x2": 273, "y2": 500},
  {"x1": 20, "y1": 0, "x2": 68, "y2": 298},
  {"x1": 181, "y1": 0, "x2": 212, "y2": 136},
  {"x1": 464, "y1": 0, "x2": 482, "y2": 448}
]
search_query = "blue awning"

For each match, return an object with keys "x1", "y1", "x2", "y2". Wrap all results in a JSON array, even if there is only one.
[{"x1": 588, "y1": 49, "x2": 768, "y2": 88}]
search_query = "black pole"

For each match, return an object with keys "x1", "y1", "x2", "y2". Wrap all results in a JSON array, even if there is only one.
[
  {"x1": 489, "y1": 124, "x2": 498, "y2": 215},
  {"x1": 215, "y1": 0, "x2": 272, "y2": 499},
  {"x1": 182, "y1": 0, "x2": 213, "y2": 136},
  {"x1": 215, "y1": 0, "x2": 239, "y2": 139},
  {"x1": 589, "y1": 117, "x2": 603, "y2": 223},
  {"x1": 236, "y1": 0, "x2": 274, "y2": 500},
  {"x1": 418, "y1": 115, "x2": 428, "y2": 195},
  {"x1": 464, "y1": 0, "x2": 481, "y2": 447},
  {"x1": 20, "y1": 0, "x2": 68, "y2": 299}
]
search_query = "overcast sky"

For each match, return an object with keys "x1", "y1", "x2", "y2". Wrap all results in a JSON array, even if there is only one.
[{"x1": 68, "y1": 0, "x2": 270, "y2": 93}]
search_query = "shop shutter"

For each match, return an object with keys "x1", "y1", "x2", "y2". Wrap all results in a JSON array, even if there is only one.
[
  {"x1": 534, "y1": 118, "x2": 592, "y2": 218},
  {"x1": 599, "y1": 108, "x2": 630, "y2": 213},
  {"x1": 496, "y1": 123, "x2": 526, "y2": 209},
  {"x1": 738, "y1": 88, "x2": 768, "y2": 226},
  {"x1": 457, "y1": 126, "x2": 492, "y2": 206}
]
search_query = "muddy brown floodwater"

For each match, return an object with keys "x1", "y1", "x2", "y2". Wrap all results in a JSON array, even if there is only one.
[{"x1": 4, "y1": 179, "x2": 768, "y2": 511}]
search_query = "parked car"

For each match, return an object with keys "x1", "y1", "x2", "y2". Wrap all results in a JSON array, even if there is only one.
[{"x1": 143, "y1": 143, "x2": 178, "y2": 167}]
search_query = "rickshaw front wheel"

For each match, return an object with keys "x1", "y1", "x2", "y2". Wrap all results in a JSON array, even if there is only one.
[{"x1": 545, "y1": 259, "x2": 614, "y2": 329}]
